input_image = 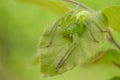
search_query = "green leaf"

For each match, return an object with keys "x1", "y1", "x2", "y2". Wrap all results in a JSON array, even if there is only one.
[
  {"x1": 95, "y1": 49, "x2": 120, "y2": 66},
  {"x1": 39, "y1": 10, "x2": 108, "y2": 76},
  {"x1": 103, "y1": 6, "x2": 120, "y2": 33},
  {"x1": 92, "y1": 30, "x2": 120, "y2": 67},
  {"x1": 16, "y1": 0, "x2": 69, "y2": 15}
]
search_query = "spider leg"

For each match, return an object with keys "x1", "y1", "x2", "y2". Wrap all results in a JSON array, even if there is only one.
[
  {"x1": 93, "y1": 20, "x2": 108, "y2": 32},
  {"x1": 56, "y1": 42, "x2": 76, "y2": 72},
  {"x1": 84, "y1": 22, "x2": 99, "y2": 43},
  {"x1": 46, "y1": 22, "x2": 61, "y2": 48},
  {"x1": 89, "y1": 29, "x2": 99, "y2": 43},
  {"x1": 46, "y1": 11, "x2": 73, "y2": 48}
]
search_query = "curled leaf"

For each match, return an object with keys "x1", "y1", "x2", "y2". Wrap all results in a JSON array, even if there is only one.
[{"x1": 39, "y1": 10, "x2": 108, "y2": 76}]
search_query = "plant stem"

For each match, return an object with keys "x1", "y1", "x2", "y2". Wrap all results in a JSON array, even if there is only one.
[
  {"x1": 107, "y1": 29, "x2": 120, "y2": 50},
  {"x1": 112, "y1": 61, "x2": 120, "y2": 69},
  {"x1": 63, "y1": 0, "x2": 94, "y2": 11},
  {"x1": 92, "y1": 50, "x2": 108, "y2": 64}
]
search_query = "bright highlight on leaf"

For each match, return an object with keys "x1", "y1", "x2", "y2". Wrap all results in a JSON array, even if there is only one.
[
  {"x1": 16, "y1": 0, "x2": 69, "y2": 14},
  {"x1": 103, "y1": 6, "x2": 120, "y2": 33},
  {"x1": 39, "y1": 9, "x2": 108, "y2": 76}
]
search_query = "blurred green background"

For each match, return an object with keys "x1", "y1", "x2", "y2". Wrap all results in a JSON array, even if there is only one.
[{"x1": 0, "y1": 0, "x2": 120, "y2": 80}]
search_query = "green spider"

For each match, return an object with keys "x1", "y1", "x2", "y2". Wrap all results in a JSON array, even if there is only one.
[{"x1": 45, "y1": 10, "x2": 108, "y2": 71}]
